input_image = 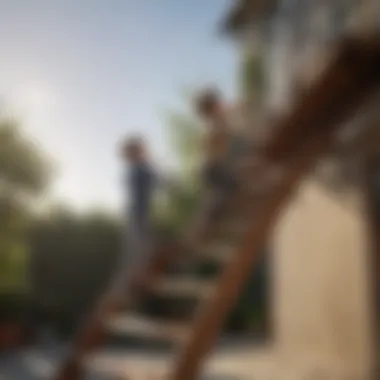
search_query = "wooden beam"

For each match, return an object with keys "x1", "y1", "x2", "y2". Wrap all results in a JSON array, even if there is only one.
[{"x1": 264, "y1": 35, "x2": 380, "y2": 163}]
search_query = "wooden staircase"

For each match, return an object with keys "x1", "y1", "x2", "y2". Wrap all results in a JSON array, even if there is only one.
[{"x1": 53, "y1": 35, "x2": 380, "y2": 380}]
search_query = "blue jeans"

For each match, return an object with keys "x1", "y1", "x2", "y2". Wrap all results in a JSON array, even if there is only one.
[{"x1": 123, "y1": 210, "x2": 154, "y2": 277}]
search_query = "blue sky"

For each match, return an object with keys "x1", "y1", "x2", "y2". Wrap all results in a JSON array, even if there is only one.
[{"x1": 0, "y1": 1, "x2": 238, "y2": 212}]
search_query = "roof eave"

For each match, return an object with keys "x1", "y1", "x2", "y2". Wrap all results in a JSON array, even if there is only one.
[{"x1": 218, "y1": 0, "x2": 276, "y2": 36}]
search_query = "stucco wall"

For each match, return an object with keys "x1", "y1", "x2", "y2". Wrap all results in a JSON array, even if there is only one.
[{"x1": 271, "y1": 178, "x2": 375, "y2": 377}]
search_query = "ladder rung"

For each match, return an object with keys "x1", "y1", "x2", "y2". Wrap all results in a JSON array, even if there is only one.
[
  {"x1": 200, "y1": 242, "x2": 235, "y2": 262},
  {"x1": 107, "y1": 313, "x2": 189, "y2": 343},
  {"x1": 86, "y1": 356, "x2": 170, "y2": 380},
  {"x1": 215, "y1": 220, "x2": 248, "y2": 239},
  {"x1": 152, "y1": 277, "x2": 215, "y2": 298},
  {"x1": 246, "y1": 178, "x2": 283, "y2": 195}
]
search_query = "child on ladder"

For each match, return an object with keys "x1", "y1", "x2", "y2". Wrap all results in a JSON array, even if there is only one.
[
  {"x1": 194, "y1": 88, "x2": 247, "y2": 205},
  {"x1": 194, "y1": 87, "x2": 283, "y2": 205},
  {"x1": 120, "y1": 136, "x2": 174, "y2": 287},
  {"x1": 180, "y1": 88, "x2": 249, "y2": 246}
]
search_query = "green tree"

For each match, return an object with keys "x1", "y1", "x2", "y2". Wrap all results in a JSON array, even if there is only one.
[
  {"x1": 156, "y1": 104, "x2": 203, "y2": 236},
  {"x1": 166, "y1": 110, "x2": 202, "y2": 175},
  {"x1": 239, "y1": 51, "x2": 265, "y2": 112},
  {"x1": 238, "y1": 51, "x2": 269, "y2": 334},
  {"x1": 30, "y1": 208, "x2": 122, "y2": 334},
  {"x1": 0, "y1": 117, "x2": 52, "y2": 293}
]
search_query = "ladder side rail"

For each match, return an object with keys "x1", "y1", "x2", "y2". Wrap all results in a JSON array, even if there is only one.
[
  {"x1": 170, "y1": 132, "x2": 334, "y2": 380},
  {"x1": 171, "y1": 36, "x2": 380, "y2": 380}
]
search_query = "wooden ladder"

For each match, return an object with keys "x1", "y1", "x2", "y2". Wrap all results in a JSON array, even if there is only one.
[{"x1": 53, "y1": 35, "x2": 380, "y2": 380}]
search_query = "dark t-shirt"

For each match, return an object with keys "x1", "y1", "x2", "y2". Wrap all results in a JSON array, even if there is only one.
[{"x1": 128, "y1": 162, "x2": 156, "y2": 222}]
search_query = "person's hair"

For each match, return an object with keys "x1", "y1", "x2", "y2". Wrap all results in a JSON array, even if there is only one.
[
  {"x1": 120, "y1": 136, "x2": 144, "y2": 157},
  {"x1": 194, "y1": 88, "x2": 221, "y2": 116}
]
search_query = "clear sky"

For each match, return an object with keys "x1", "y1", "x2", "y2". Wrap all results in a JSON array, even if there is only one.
[{"x1": 0, "y1": 0, "x2": 238, "y2": 212}]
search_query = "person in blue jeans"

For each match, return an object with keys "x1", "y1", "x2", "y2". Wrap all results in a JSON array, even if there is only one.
[{"x1": 121, "y1": 136, "x2": 158, "y2": 276}]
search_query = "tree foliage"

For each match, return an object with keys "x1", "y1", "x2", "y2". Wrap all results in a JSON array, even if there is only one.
[
  {"x1": 166, "y1": 110, "x2": 202, "y2": 174},
  {"x1": 0, "y1": 119, "x2": 52, "y2": 196},
  {"x1": 0, "y1": 117, "x2": 53, "y2": 294},
  {"x1": 30, "y1": 209, "x2": 122, "y2": 334},
  {"x1": 239, "y1": 52, "x2": 265, "y2": 109},
  {"x1": 158, "y1": 104, "x2": 203, "y2": 235}
]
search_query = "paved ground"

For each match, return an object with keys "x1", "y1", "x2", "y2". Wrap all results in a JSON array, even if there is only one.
[
  {"x1": 87, "y1": 344, "x2": 274, "y2": 380},
  {"x1": 0, "y1": 340, "x2": 274, "y2": 380}
]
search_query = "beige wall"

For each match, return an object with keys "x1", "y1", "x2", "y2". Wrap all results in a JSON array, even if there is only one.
[{"x1": 271, "y1": 178, "x2": 375, "y2": 378}]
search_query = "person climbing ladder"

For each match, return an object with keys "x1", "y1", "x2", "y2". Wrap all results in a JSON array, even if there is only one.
[
  {"x1": 195, "y1": 88, "x2": 246, "y2": 198},
  {"x1": 120, "y1": 136, "x2": 157, "y2": 275},
  {"x1": 120, "y1": 135, "x2": 178, "y2": 285}
]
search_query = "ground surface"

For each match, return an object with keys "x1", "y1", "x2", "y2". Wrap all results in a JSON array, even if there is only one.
[{"x1": 0, "y1": 339, "x2": 274, "y2": 380}]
